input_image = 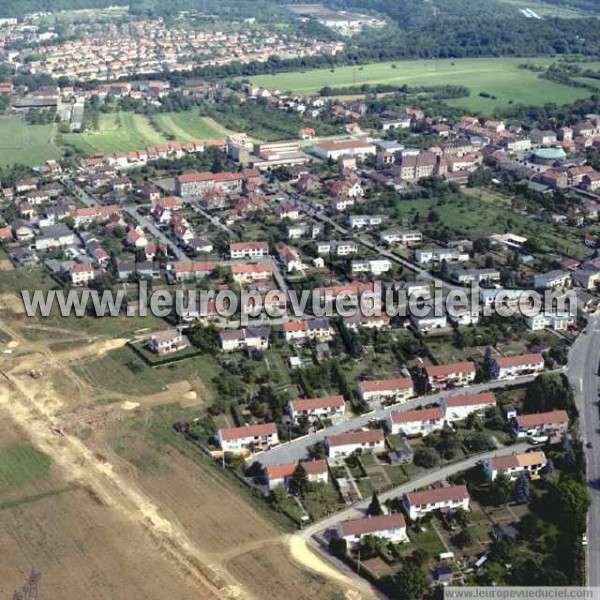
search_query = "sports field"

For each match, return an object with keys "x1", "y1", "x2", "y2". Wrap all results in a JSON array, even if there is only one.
[
  {"x1": 244, "y1": 57, "x2": 596, "y2": 113},
  {"x1": 62, "y1": 110, "x2": 230, "y2": 156},
  {"x1": 0, "y1": 117, "x2": 62, "y2": 168}
]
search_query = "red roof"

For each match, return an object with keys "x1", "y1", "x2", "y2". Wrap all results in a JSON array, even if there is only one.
[
  {"x1": 496, "y1": 353, "x2": 543, "y2": 368},
  {"x1": 290, "y1": 395, "x2": 345, "y2": 412},
  {"x1": 267, "y1": 459, "x2": 327, "y2": 480},
  {"x1": 425, "y1": 362, "x2": 476, "y2": 378},
  {"x1": 405, "y1": 484, "x2": 469, "y2": 506},
  {"x1": 230, "y1": 241, "x2": 268, "y2": 252},
  {"x1": 219, "y1": 423, "x2": 277, "y2": 441},
  {"x1": 445, "y1": 392, "x2": 496, "y2": 408},
  {"x1": 515, "y1": 410, "x2": 568, "y2": 429},
  {"x1": 230, "y1": 262, "x2": 272, "y2": 274},
  {"x1": 328, "y1": 429, "x2": 384, "y2": 447},
  {"x1": 391, "y1": 407, "x2": 444, "y2": 424},
  {"x1": 361, "y1": 377, "x2": 413, "y2": 394},
  {"x1": 339, "y1": 513, "x2": 406, "y2": 537}
]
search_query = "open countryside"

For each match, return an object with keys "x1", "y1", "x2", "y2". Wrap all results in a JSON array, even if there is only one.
[{"x1": 244, "y1": 57, "x2": 600, "y2": 113}]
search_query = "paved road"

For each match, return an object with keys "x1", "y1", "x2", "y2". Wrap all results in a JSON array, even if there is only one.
[
  {"x1": 301, "y1": 441, "x2": 531, "y2": 538},
  {"x1": 252, "y1": 375, "x2": 538, "y2": 467},
  {"x1": 123, "y1": 205, "x2": 190, "y2": 262},
  {"x1": 566, "y1": 314, "x2": 600, "y2": 586}
]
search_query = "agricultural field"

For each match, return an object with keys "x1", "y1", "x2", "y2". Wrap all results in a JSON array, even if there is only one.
[
  {"x1": 62, "y1": 112, "x2": 167, "y2": 154},
  {"x1": 152, "y1": 111, "x2": 230, "y2": 142},
  {"x1": 0, "y1": 413, "x2": 206, "y2": 600},
  {"x1": 90, "y1": 404, "x2": 347, "y2": 600},
  {"x1": 243, "y1": 57, "x2": 595, "y2": 113},
  {"x1": 0, "y1": 116, "x2": 62, "y2": 168},
  {"x1": 62, "y1": 111, "x2": 231, "y2": 155}
]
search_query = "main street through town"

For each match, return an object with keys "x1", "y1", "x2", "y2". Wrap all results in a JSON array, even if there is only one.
[{"x1": 567, "y1": 314, "x2": 600, "y2": 586}]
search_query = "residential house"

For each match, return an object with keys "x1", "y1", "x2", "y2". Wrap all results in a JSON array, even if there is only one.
[
  {"x1": 425, "y1": 362, "x2": 476, "y2": 391},
  {"x1": 283, "y1": 318, "x2": 335, "y2": 342},
  {"x1": 380, "y1": 229, "x2": 423, "y2": 246},
  {"x1": 266, "y1": 459, "x2": 328, "y2": 490},
  {"x1": 70, "y1": 263, "x2": 95, "y2": 286},
  {"x1": 288, "y1": 395, "x2": 345, "y2": 422},
  {"x1": 512, "y1": 410, "x2": 569, "y2": 438},
  {"x1": 326, "y1": 429, "x2": 385, "y2": 459},
  {"x1": 229, "y1": 241, "x2": 269, "y2": 259},
  {"x1": 358, "y1": 377, "x2": 414, "y2": 406},
  {"x1": 534, "y1": 270, "x2": 571, "y2": 289},
  {"x1": 230, "y1": 262, "x2": 273, "y2": 283},
  {"x1": 491, "y1": 353, "x2": 544, "y2": 380},
  {"x1": 219, "y1": 327, "x2": 270, "y2": 352},
  {"x1": 337, "y1": 514, "x2": 408, "y2": 547},
  {"x1": 484, "y1": 451, "x2": 547, "y2": 481},
  {"x1": 443, "y1": 392, "x2": 496, "y2": 423},
  {"x1": 218, "y1": 423, "x2": 279, "y2": 453},
  {"x1": 402, "y1": 485, "x2": 470, "y2": 520},
  {"x1": 148, "y1": 330, "x2": 190, "y2": 355},
  {"x1": 387, "y1": 407, "x2": 445, "y2": 437}
]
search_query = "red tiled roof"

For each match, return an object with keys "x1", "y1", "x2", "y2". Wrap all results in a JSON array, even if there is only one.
[
  {"x1": 390, "y1": 407, "x2": 444, "y2": 424},
  {"x1": 445, "y1": 392, "x2": 496, "y2": 408},
  {"x1": 219, "y1": 422, "x2": 277, "y2": 441},
  {"x1": 515, "y1": 410, "x2": 568, "y2": 428},
  {"x1": 339, "y1": 513, "x2": 406, "y2": 537},
  {"x1": 328, "y1": 429, "x2": 384, "y2": 447},
  {"x1": 290, "y1": 395, "x2": 345, "y2": 412},
  {"x1": 496, "y1": 353, "x2": 543, "y2": 368},
  {"x1": 405, "y1": 484, "x2": 469, "y2": 506},
  {"x1": 425, "y1": 362, "x2": 476, "y2": 378},
  {"x1": 361, "y1": 377, "x2": 413, "y2": 393}
]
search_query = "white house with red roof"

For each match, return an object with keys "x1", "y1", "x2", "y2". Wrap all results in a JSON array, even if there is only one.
[
  {"x1": 358, "y1": 377, "x2": 414, "y2": 406},
  {"x1": 402, "y1": 485, "x2": 470, "y2": 520},
  {"x1": 125, "y1": 226, "x2": 147, "y2": 248},
  {"x1": 288, "y1": 395, "x2": 345, "y2": 422},
  {"x1": 326, "y1": 429, "x2": 385, "y2": 459},
  {"x1": 229, "y1": 241, "x2": 269, "y2": 259},
  {"x1": 283, "y1": 318, "x2": 334, "y2": 342},
  {"x1": 492, "y1": 353, "x2": 544, "y2": 380},
  {"x1": 512, "y1": 410, "x2": 569, "y2": 439},
  {"x1": 443, "y1": 392, "x2": 497, "y2": 422},
  {"x1": 424, "y1": 362, "x2": 476, "y2": 391},
  {"x1": 387, "y1": 407, "x2": 445, "y2": 437},
  {"x1": 484, "y1": 451, "x2": 547, "y2": 481},
  {"x1": 266, "y1": 459, "x2": 328, "y2": 490},
  {"x1": 218, "y1": 423, "x2": 279, "y2": 453},
  {"x1": 337, "y1": 513, "x2": 408, "y2": 546},
  {"x1": 230, "y1": 262, "x2": 273, "y2": 283},
  {"x1": 70, "y1": 263, "x2": 95, "y2": 286}
]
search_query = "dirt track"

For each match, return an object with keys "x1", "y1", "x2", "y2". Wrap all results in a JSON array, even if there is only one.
[{"x1": 0, "y1": 317, "x2": 373, "y2": 600}]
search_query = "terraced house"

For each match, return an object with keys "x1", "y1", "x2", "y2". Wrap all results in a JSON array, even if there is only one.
[{"x1": 424, "y1": 361, "x2": 476, "y2": 391}]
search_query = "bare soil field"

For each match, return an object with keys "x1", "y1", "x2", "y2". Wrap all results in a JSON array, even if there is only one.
[
  {"x1": 0, "y1": 317, "x2": 359, "y2": 600},
  {"x1": 0, "y1": 414, "x2": 208, "y2": 600}
]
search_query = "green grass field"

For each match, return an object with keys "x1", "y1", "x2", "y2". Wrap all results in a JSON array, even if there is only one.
[
  {"x1": 0, "y1": 442, "x2": 51, "y2": 492},
  {"x1": 62, "y1": 112, "x2": 167, "y2": 154},
  {"x1": 244, "y1": 57, "x2": 595, "y2": 113},
  {"x1": 63, "y1": 111, "x2": 231, "y2": 156},
  {"x1": 0, "y1": 117, "x2": 62, "y2": 168},
  {"x1": 153, "y1": 112, "x2": 229, "y2": 142}
]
